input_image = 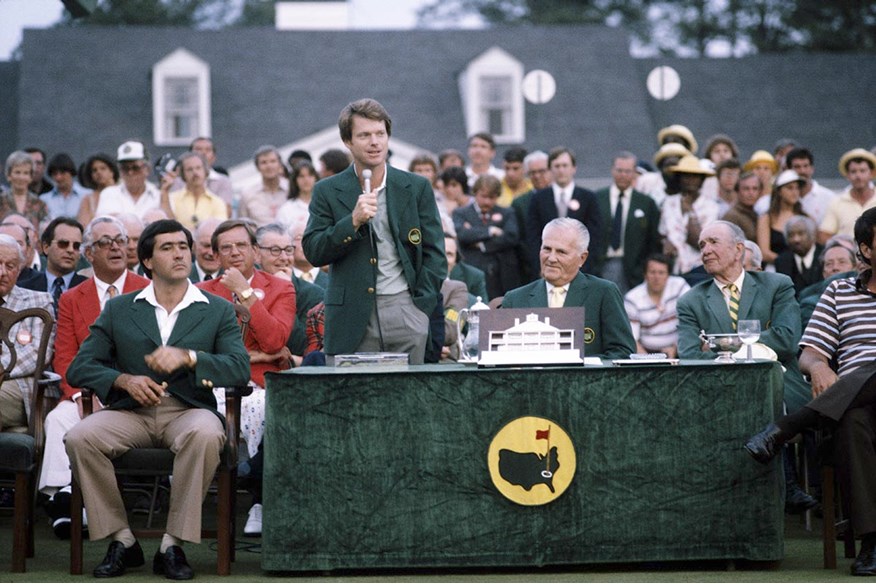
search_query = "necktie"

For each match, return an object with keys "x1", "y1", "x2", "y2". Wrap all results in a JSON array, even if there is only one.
[
  {"x1": 204, "y1": 273, "x2": 213, "y2": 281},
  {"x1": 611, "y1": 191, "x2": 624, "y2": 250},
  {"x1": 481, "y1": 212, "x2": 490, "y2": 225},
  {"x1": 557, "y1": 189, "x2": 567, "y2": 218},
  {"x1": 725, "y1": 284, "x2": 740, "y2": 330},
  {"x1": 549, "y1": 286, "x2": 566, "y2": 308},
  {"x1": 51, "y1": 278, "x2": 64, "y2": 311},
  {"x1": 107, "y1": 285, "x2": 118, "y2": 299}
]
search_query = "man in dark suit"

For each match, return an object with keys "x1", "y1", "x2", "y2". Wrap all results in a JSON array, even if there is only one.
[
  {"x1": 302, "y1": 98, "x2": 446, "y2": 363},
  {"x1": 512, "y1": 150, "x2": 552, "y2": 284},
  {"x1": 40, "y1": 216, "x2": 150, "y2": 538},
  {"x1": 188, "y1": 218, "x2": 222, "y2": 283},
  {"x1": 525, "y1": 147, "x2": 601, "y2": 277},
  {"x1": 64, "y1": 220, "x2": 250, "y2": 579},
  {"x1": 290, "y1": 228, "x2": 329, "y2": 289},
  {"x1": 17, "y1": 217, "x2": 87, "y2": 310},
  {"x1": 502, "y1": 217, "x2": 635, "y2": 360},
  {"x1": 592, "y1": 151, "x2": 661, "y2": 294},
  {"x1": 452, "y1": 174, "x2": 521, "y2": 300},
  {"x1": 445, "y1": 233, "x2": 489, "y2": 304},
  {"x1": 774, "y1": 215, "x2": 824, "y2": 296}
]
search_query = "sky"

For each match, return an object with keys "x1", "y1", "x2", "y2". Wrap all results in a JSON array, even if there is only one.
[{"x1": 0, "y1": 0, "x2": 471, "y2": 61}]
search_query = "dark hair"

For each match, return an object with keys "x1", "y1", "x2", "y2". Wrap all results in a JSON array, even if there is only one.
[
  {"x1": 715, "y1": 158, "x2": 741, "y2": 176},
  {"x1": 438, "y1": 149, "x2": 465, "y2": 167},
  {"x1": 23, "y1": 147, "x2": 46, "y2": 161},
  {"x1": 318, "y1": 149, "x2": 351, "y2": 175},
  {"x1": 854, "y1": 208, "x2": 876, "y2": 257},
  {"x1": 503, "y1": 147, "x2": 528, "y2": 164},
  {"x1": 40, "y1": 217, "x2": 83, "y2": 247},
  {"x1": 439, "y1": 166, "x2": 470, "y2": 195},
  {"x1": 408, "y1": 153, "x2": 437, "y2": 173},
  {"x1": 288, "y1": 160, "x2": 318, "y2": 200},
  {"x1": 287, "y1": 149, "x2": 312, "y2": 167},
  {"x1": 137, "y1": 219, "x2": 193, "y2": 279},
  {"x1": 473, "y1": 174, "x2": 501, "y2": 198},
  {"x1": 211, "y1": 219, "x2": 257, "y2": 253},
  {"x1": 338, "y1": 98, "x2": 392, "y2": 143},
  {"x1": 768, "y1": 178, "x2": 806, "y2": 218},
  {"x1": 548, "y1": 146, "x2": 576, "y2": 168},
  {"x1": 47, "y1": 153, "x2": 76, "y2": 176},
  {"x1": 785, "y1": 147, "x2": 814, "y2": 166},
  {"x1": 468, "y1": 132, "x2": 496, "y2": 150},
  {"x1": 79, "y1": 153, "x2": 120, "y2": 189},
  {"x1": 645, "y1": 253, "x2": 673, "y2": 271}
]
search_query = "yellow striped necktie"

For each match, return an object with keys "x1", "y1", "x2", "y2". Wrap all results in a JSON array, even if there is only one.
[{"x1": 725, "y1": 283, "x2": 740, "y2": 330}]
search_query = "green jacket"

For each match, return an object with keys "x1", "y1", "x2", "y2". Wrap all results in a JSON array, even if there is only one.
[
  {"x1": 677, "y1": 270, "x2": 810, "y2": 412},
  {"x1": 66, "y1": 289, "x2": 250, "y2": 417},
  {"x1": 302, "y1": 165, "x2": 447, "y2": 354},
  {"x1": 501, "y1": 272, "x2": 636, "y2": 360}
]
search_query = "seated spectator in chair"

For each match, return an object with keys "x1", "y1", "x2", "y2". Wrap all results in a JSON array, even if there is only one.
[
  {"x1": 40, "y1": 216, "x2": 150, "y2": 538},
  {"x1": 798, "y1": 236, "x2": 860, "y2": 329},
  {"x1": 743, "y1": 239, "x2": 764, "y2": 272},
  {"x1": 623, "y1": 254, "x2": 689, "y2": 358},
  {"x1": 746, "y1": 207, "x2": 876, "y2": 575},
  {"x1": 197, "y1": 219, "x2": 296, "y2": 537},
  {"x1": 64, "y1": 219, "x2": 250, "y2": 579},
  {"x1": 774, "y1": 215, "x2": 824, "y2": 297},
  {"x1": 188, "y1": 218, "x2": 222, "y2": 283},
  {"x1": 445, "y1": 233, "x2": 488, "y2": 304},
  {"x1": 502, "y1": 218, "x2": 635, "y2": 360},
  {"x1": 17, "y1": 218, "x2": 87, "y2": 313},
  {"x1": 290, "y1": 227, "x2": 327, "y2": 288},
  {"x1": 0, "y1": 234, "x2": 55, "y2": 434}
]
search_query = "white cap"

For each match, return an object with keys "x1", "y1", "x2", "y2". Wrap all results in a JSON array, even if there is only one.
[
  {"x1": 117, "y1": 141, "x2": 146, "y2": 162},
  {"x1": 774, "y1": 169, "x2": 804, "y2": 189}
]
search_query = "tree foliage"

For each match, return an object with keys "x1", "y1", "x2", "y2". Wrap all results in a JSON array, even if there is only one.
[{"x1": 59, "y1": 0, "x2": 219, "y2": 26}]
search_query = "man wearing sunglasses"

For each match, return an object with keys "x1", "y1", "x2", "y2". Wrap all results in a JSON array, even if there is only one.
[
  {"x1": 18, "y1": 217, "x2": 87, "y2": 311},
  {"x1": 94, "y1": 140, "x2": 173, "y2": 220}
]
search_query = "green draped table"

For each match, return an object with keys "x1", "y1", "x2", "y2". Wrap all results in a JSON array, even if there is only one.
[{"x1": 263, "y1": 361, "x2": 784, "y2": 571}]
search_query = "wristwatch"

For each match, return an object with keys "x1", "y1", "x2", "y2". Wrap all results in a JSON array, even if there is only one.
[{"x1": 239, "y1": 287, "x2": 254, "y2": 301}]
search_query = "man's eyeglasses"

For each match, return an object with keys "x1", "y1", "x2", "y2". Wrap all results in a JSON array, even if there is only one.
[
  {"x1": 218, "y1": 242, "x2": 252, "y2": 255},
  {"x1": 120, "y1": 163, "x2": 146, "y2": 173},
  {"x1": 528, "y1": 169, "x2": 549, "y2": 175},
  {"x1": 93, "y1": 236, "x2": 128, "y2": 249},
  {"x1": 53, "y1": 239, "x2": 81, "y2": 251},
  {"x1": 258, "y1": 245, "x2": 295, "y2": 257}
]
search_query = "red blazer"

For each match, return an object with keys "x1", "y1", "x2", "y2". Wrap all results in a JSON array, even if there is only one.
[
  {"x1": 55, "y1": 271, "x2": 151, "y2": 401},
  {"x1": 197, "y1": 270, "x2": 296, "y2": 386}
]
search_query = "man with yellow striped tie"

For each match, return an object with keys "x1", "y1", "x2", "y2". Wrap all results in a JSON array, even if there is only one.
[{"x1": 675, "y1": 220, "x2": 817, "y2": 512}]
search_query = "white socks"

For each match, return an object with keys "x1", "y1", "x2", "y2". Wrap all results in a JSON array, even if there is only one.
[
  {"x1": 160, "y1": 533, "x2": 182, "y2": 553},
  {"x1": 112, "y1": 528, "x2": 136, "y2": 548}
]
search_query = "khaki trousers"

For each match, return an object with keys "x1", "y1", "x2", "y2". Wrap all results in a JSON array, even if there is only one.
[
  {"x1": 65, "y1": 395, "x2": 224, "y2": 543},
  {"x1": 0, "y1": 379, "x2": 27, "y2": 433}
]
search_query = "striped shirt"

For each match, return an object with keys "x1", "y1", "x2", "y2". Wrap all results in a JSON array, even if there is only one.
[
  {"x1": 624, "y1": 276, "x2": 690, "y2": 352},
  {"x1": 800, "y1": 270, "x2": 876, "y2": 376}
]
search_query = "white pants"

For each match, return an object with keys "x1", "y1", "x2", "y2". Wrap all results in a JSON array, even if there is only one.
[
  {"x1": 212, "y1": 386, "x2": 265, "y2": 458},
  {"x1": 39, "y1": 400, "x2": 80, "y2": 493}
]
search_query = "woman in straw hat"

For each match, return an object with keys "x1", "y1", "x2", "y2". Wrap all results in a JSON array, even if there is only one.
[
  {"x1": 743, "y1": 150, "x2": 779, "y2": 199},
  {"x1": 756, "y1": 169, "x2": 809, "y2": 266}
]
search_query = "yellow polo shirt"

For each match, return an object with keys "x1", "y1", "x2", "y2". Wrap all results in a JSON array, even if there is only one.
[{"x1": 170, "y1": 188, "x2": 229, "y2": 230}]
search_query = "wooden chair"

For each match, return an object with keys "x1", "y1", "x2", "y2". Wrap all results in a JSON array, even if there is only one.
[
  {"x1": 69, "y1": 304, "x2": 253, "y2": 576},
  {"x1": 0, "y1": 307, "x2": 57, "y2": 573},
  {"x1": 818, "y1": 429, "x2": 857, "y2": 569}
]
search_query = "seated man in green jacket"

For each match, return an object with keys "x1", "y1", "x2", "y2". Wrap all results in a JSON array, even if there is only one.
[{"x1": 502, "y1": 217, "x2": 635, "y2": 360}]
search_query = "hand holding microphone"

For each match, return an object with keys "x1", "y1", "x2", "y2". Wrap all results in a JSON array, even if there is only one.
[{"x1": 353, "y1": 168, "x2": 378, "y2": 228}]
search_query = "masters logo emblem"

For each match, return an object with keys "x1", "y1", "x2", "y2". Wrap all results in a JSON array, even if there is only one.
[
  {"x1": 583, "y1": 327, "x2": 595, "y2": 344},
  {"x1": 408, "y1": 228, "x2": 422, "y2": 245},
  {"x1": 487, "y1": 416, "x2": 576, "y2": 506}
]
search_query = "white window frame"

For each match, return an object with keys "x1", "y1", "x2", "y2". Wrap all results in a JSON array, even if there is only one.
[
  {"x1": 459, "y1": 47, "x2": 524, "y2": 144},
  {"x1": 152, "y1": 48, "x2": 211, "y2": 146}
]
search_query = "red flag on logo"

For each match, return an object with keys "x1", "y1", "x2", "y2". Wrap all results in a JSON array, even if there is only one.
[{"x1": 535, "y1": 428, "x2": 550, "y2": 440}]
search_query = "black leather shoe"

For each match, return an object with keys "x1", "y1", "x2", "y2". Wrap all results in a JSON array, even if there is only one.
[
  {"x1": 153, "y1": 546, "x2": 194, "y2": 580},
  {"x1": 785, "y1": 483, "x2": 820, "y2": 513},
  {"x1": 851, "y1": 545, "x2": 876, "y2": 576},
  {"x1": 744, "y1": 423, "x2": 786, "y2": 463},
  {"x1": 93, "y1": 540, "x2": 145, "y2": 578}
]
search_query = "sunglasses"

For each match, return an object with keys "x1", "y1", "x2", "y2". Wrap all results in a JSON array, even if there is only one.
[{"x1": 53, "y1": 239, "x2": 81, "y2": 251}]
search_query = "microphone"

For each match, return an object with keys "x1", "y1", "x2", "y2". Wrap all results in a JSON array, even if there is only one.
[{"x1": 362, "y1": 169, "x2": 372, "y2": 194}]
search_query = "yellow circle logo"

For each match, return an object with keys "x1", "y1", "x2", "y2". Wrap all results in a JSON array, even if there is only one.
[
  {"x1": 487, "y1": 416, "x2": 576, "y2": 506},
  {"x1": 408, "y1": 228, "x2": 422, "y2": 245},
  {"x1": 583, "y1": 327, "x2": 595, "y2": 344}
]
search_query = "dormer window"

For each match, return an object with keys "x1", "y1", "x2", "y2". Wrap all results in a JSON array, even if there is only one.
[
  {"x1": 460, "y1": 47, "x2": 524, "y2": 144},
  {"x1": 152, "y1": 48, "x2": 211, "y2": 146}
]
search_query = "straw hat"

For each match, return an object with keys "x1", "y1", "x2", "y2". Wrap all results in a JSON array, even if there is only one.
[
  {"x1": 653, "y1": 143, "x2": 691, "y2": 167},
  {"x1": 838, "y1": 148, "x2": 876, "y2": 177},
  {"x1": 657, "y1": 124, "x2": 698, "y2": 154},
  {"x1": 773, "y1": 169, "x2": 805, "y2": 190},
  {"x1": 743, "y1": 150, "x2": 779, "y2": 174},
  {"x1": 669, "y1": 155, "x2": 715, "y2": 176}
]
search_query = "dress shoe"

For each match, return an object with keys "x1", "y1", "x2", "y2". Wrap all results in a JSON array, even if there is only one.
[
  {"x1": 785, "y1": 482, "x2": 820, "y2": 513},
  {"x1": 744, "y1": 423, "x2": 786, "y2": 463},
  {"x1": 851, "y1": 545, "x2": 876, "y2": 576},
  {"x1": 93, "y1": 540, "x2": 145, "y2": 578},
  {"x1": 153, "y1": 546, "x2": 194, "y2": 580}
]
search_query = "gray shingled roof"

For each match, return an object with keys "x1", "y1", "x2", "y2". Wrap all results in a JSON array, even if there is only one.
[{"x1": 9, "y1": 25, "x2": 876, "y2": 181}]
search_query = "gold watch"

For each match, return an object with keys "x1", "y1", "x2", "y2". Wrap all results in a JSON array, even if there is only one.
[{"x1": 239, "y1": 287, "x2": 254, "y2": 301}]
